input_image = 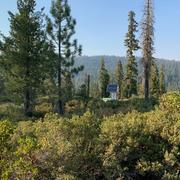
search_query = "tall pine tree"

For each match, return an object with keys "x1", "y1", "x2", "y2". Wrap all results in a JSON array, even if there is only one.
[
  {"x1": 0, "y1": 0, "x2": 47, "y2": 117},
  {"x1": 47, "y1": 0, "x2": 83, "y2": 114},
  {"x1": 115, "y1": 60, "x2": 124, "y2": 99},
  {"x1": 141, "y1": 0, "x2": 155, "y2": 101},
  {"x1": 159, "y1": 65, "x2": 166, "y2": 95},
  {"x1": 124, "y1": 11, "x2": 139, "y2": 98},
  {"x1": 98, "y1": 58, "x2": 110, "y2": 98}
]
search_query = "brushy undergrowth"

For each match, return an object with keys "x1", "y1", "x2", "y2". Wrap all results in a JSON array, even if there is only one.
[{"x1": 0, "y1": 92, "x2": 179, "y2": 179}]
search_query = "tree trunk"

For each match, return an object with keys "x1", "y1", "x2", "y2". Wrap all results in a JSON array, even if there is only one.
[
  {"x1": 57, "y1": 68, "x2": 63, "y2": 114},
  {"x1": 24, "y1": 88, "x2": 33, "y2": 117},
  {"x1": 144, "y1": 64, "x2": 149, "y2": 101},
  {"x1": 24, "y1": 46, "x2": 32, "y2": 117},
  {"x1": 57, "y1": 24, "x2": 64, "y2": 115},
  {"x1": 87, "y1": 74, "x2": 90, "y2": 98}
]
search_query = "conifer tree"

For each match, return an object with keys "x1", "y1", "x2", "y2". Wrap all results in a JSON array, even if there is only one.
[
  {"x1": 141, "y1": 0, "x2": 155, "y2": 101},
  {"x1": 137, "y1": 75, "x2": 144, "y2": 97},
  {"x1": 90, "y1": 81, "x2": 99, "y2": 98},
  {"x1": 0, "y1": 36, "x2": 5, "y2": 97},
  {"x1": 150, "y1": 62, "x2": 159, "y2": 96},
  {"x1": 63, "y1": 72, "x2": 73, "y2": 101},
  {"x1": 115, "y1": 60, "x2": 124, "y2": 99},
  {"x1": 159, "y1": 65, "x2": 166, "y2": 95},
  {"x1": 46, "y1": 0, "x2": 83, "y2": 114},
  {"x1": 76, "y1": 74, "x2": 90, "y2": 101},
  {"x1": 86, "y1": 74, "x2": 90, "y2": 99},
  {"x1": 0, "y1": 0, "x2": 47, "y2": 117},
  {"x1": 124, "y1": 11, "x2": 139, "y2": 98},
  {"x1": 77, "y1": 84, "x2": 87, "y2": 101},
  {"x1": 98, "y1": 58, "x2": 110, "y2": 98}
]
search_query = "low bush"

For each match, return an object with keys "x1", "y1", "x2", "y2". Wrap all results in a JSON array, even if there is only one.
[
  {"x1": 0, "y1": 92, "x2": 179, "y2": 179},
  {"x1": 65, "y1": 99, "x2": 85, "y2": 116},
  {"x1": 35, "y1": 102, "x2": 53, "y2": 115},
  {"x1": 87, "y1": 98, "x2": 106, "y2": 111},
  {"x1": 159, "y1": 91, "x2": 180, "y2": 113},
  {"x1": 0, "y1": 103, "x2": 24, "y2": 121}
]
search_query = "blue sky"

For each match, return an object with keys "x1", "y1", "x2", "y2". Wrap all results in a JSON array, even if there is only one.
[{"x1": 0, "y1": 0, "x2": 180, "y2": 60}]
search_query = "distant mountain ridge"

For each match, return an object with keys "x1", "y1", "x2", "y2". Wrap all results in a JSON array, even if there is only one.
[{"x1": 74, "y1": 56, "x2": 180, "y2": 91}]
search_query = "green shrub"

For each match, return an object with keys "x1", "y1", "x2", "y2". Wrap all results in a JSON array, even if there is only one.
[
  {"x1": 65, "y1": 99, "x2": 85, "y2": 115},
  {"x1": 159, "y1": 91, "x2": 180, "y2": 113},
  {"x1": 0, "y1": 120, "x2": 15, "y2": 179},
  {"x1": 35, "y1": 102, "x2": 53, "y2": 115},
  {"x1": 87, "y1": 98, "x2": 106, "y2": 111},
  {"x1": 0, "y1": 119, "x2": 14, "y2": 149},
  {"x1": 100, "y1": 101, "x2": 179, "y2": 179},
  {"x1": 87, "y1": 97, "x2": 158, "y2": 117},
  {"x1": 0, "y1": 103, "x2": 24, "y2": 121},
  {"x1": 0, "y1": 92, "x2": 179, "y2": 179},
  {"x1": 105, "y1": 100, "x2": 121, "y2": 109}
]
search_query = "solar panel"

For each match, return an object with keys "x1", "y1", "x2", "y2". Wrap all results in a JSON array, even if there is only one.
[{"x1": 107, "y1": 84, "x2": 118, "y2": 92}]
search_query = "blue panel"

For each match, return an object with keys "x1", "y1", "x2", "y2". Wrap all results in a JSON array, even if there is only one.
[{"x1": 107, "y1": 84, "x2": 118, "y2": 92}]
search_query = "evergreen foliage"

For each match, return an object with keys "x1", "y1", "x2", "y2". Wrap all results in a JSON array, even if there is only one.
[
  {"x1": 62, "y1": 72, "x2": 74, "y2": 101},
  {"x1": 124, "y1": 11, "x2": 139, "y2": 98},
  {"x1": 98, "y1": 58, "x2": 110, "y2": 98},
  {"x1": 46, "y1": 0, "x2": 83, "y2": 114},
  {"x1": 0, "y1": 0, "x2": 47, "y2": 117},
  {"x1": 115, "y1": 60, "x2": 124, "y2": 99},
  {"x1": 73, "y1": 56, "x2": 180, "y2": 92},
  {"x1": 159, "y1": 65, "x2": 166, "y2": 95},
  {"x1": 0, "y1": 1, "x2": 179, "y2": 179},
  {"x1": 141, "y1": 0, "x2": 155, "y2": 101},
  {"x1": 150, "y1": 61, "x2": 160, "y2": 97}
]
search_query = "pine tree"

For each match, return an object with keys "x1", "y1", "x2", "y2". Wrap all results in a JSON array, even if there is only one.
[
  {"x1": 0, "y1": 35, "x2": 6, "y2": 97},
  {"x1": 0, "y1": 0, "x2": 47, "y2": 117},
  {"x1": 159, "y1": 65, "x2": 166, "y2": 95},
  {"x1": 98, "y1": 58, "x2": 110, "y2": 98},
  {"x1": 76, "y1": 74, "x2": 90, "y2": 101},
  {"x1": 124, "y1": 11, "x2": 139, "y2": 98},
  {"x1": 63, "y1": 72, "x2": 73, "y2": 101},
  {"x1": 47, "y1": 0, "x2": 83, "y2": 114},
  {"x1": 141, "y1": 0, "x2": 155, "y2": 101},
  {"x1": 137, "y1": 75, "x2": 144, "y2": 97},
  {"x1": 150, "y1": 62, "x2": 159, "y2": 97},
  {"x1": 86, "y1": 74, "x2": 90, "y2": 99},
  {"x1": 77, "y1": 84, "x2": 87, "y2": 101},
  {"x1": 90, "y1": 80, "x2": 99, "y2": 98},
  {"x1": 115, "y1": 60, "x2": 124, "y2": 99}
]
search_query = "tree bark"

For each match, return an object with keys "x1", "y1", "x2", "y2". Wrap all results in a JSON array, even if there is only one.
[
  {"x1": 144, "y1": 63, "x2": 149, "y2": 101},
  {"x1": 57, "y1": 23, "x2": 64, "y2": 115},
  {"x1": 24, "y1": 31, "x2": 33, "y2": 117},
  {"x1": 24, "y1": 88, "x2": 33, "y2": 117}
]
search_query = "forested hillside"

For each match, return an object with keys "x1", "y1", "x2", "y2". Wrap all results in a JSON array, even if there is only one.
[{"x1": 75, "y1": 56, "x2": 180, "y2": 91}]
